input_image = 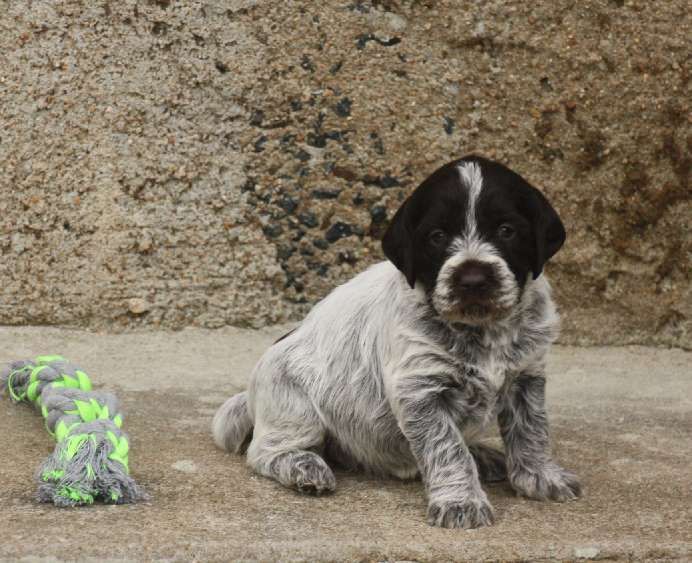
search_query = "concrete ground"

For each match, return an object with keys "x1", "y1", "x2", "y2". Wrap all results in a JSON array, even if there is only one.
[{"x1": 0, "y1": 326, "x2": 690, "y2": 562}]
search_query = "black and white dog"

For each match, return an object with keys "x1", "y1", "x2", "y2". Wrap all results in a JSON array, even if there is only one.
[{"x1": 213, "y1": 155, "x2": 581, "y2": 528}]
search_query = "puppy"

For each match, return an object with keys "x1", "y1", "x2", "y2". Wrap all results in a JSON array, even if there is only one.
[{"x1": 213, "y1": 155, "x2": 581, "y2": 528}]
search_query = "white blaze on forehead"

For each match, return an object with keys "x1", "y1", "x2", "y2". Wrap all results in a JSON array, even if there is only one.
[{"x1": 457, "y1": 161, "x2": 483, "y2": 238}]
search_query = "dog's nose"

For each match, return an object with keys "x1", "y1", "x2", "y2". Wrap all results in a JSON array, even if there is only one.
[
  {"x1": 458, "y1": 267, "x2": 488, "y2": 289},
  {"x1": 454, "y1": 262, "x2": 494, "y2": 291}
]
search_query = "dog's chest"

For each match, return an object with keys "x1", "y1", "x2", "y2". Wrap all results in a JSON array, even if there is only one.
[
  {"x1": 479, "y1": 333, "x2": 518, "y2": 388},
  {"x1": 436, "y1": 332, "x2": 517, "y2": 439},
  {"x1": 455, "y1": 327, "x2": 519, "y2": 390}
]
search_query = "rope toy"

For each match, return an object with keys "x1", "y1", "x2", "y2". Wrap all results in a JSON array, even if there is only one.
[{"x1": 1, "y1": 355, "x2": 146, "y2": 507}]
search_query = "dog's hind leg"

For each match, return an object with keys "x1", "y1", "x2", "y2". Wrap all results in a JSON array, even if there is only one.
[{"x1": 246, "y1": 381, "x2": 335, "y2": 495}]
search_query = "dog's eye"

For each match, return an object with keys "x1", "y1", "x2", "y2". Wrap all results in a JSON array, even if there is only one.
[
  {"x1": 497, "y1": 224, "x2": 516, "y2": 240},
  {"x1": 427, "y1": 229, "x2": 447, "y2": 247}
]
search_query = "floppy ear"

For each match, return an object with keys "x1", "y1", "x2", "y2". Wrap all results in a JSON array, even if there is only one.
[
  {"x1": 381, "y1": 200, "x2": 416, "y2": 288},
  {"x1": 530, "y1": 189, "x2": 566, "y2": 279}
]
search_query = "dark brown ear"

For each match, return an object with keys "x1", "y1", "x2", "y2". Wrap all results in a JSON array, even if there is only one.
[
  {"x1": 381, "y1": 199, "x2": 416, "y2": 288},
  {"x1": 530, "y1": 188, "x2": 566, "y2": 279}
]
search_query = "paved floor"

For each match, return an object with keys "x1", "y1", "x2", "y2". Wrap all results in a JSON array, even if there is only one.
[{"x1": 0, "y1": 326, "x2": 690, "y2": 562}]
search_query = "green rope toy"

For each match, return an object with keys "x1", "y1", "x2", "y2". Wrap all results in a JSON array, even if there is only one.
[{"x1": 1, "y1": 355, "x2": 146, "y2": 507}]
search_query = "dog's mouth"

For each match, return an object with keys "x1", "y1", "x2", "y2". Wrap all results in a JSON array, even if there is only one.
[
  {"x1": 440, "y1": 298, "x2": 509, "y2": 325},
  {"x1": 433, "y1": 284, "x2": 517, "y2": 325}
]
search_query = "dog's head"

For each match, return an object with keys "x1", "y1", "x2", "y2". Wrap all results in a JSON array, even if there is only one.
[{"x1": 382, "y1": 155, "x2": 565, "y2": 325}]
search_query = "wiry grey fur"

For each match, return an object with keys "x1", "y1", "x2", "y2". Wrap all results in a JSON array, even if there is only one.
[{"x1": 213, "y1": 157, "x2": 580, "y2": 528}]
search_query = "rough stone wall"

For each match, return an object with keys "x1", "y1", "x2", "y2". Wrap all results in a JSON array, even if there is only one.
[{"x1": 1, "y1": 0, "x2": 689, "y2": 347}]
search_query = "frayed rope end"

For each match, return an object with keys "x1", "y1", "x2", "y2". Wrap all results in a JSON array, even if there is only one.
[{"x1": 36, "y1": 419, "x2": 148, "y2": 507}]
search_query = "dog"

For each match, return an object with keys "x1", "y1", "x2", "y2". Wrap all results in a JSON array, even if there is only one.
[{"x1": 212, "y1": 155, "x2": 581, "y2": 529}]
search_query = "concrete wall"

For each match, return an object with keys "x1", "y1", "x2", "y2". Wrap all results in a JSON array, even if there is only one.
[{"x1": 1, "y1": 0, "x2": 689, "y2": 347}]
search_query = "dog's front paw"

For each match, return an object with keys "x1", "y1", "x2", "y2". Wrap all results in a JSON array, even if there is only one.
[
  {"x1": 427, "y1": 495, "x2": 495, "y2": 529},
  {"x1": 510, "y1": 462, "x2": 581, "y2": 502}
]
